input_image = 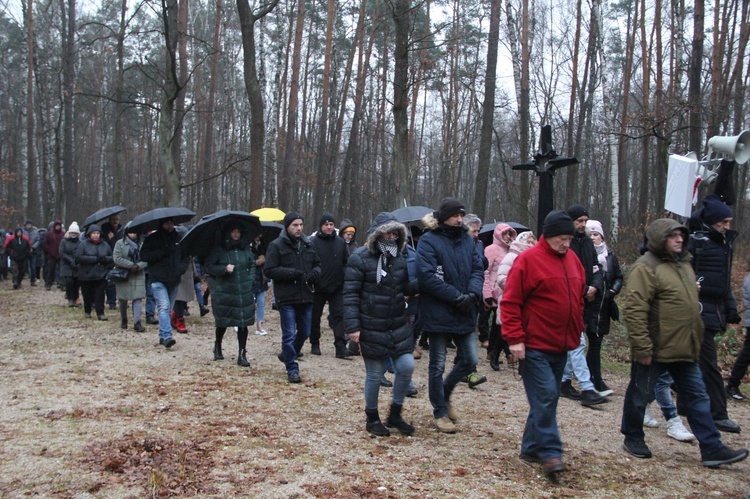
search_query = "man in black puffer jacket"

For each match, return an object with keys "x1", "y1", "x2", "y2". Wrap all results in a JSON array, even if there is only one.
[
  {"x1": 308, "y1": 213, "x2": 350, "y2": 359},
  {"x1": 264, "y1": 212, "x2": 322, "y2": 384},
  {"x1": 687, "y1": 195, "x2": 741, "y2": 434},
  {"x1": 141, "y1": 219, "x2": 191, "y2": 349}
]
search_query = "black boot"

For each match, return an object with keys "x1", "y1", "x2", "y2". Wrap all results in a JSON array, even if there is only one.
[
  {"x1": 199, "y1": 305, "x2": 210, "y2": 317},
  {"x1": 386, "y1": 403, "x2": 414, "y2": 435},
  {"x1": 365, "y1": 409, "x2": 390, "y2": 437},
  {"x1": 237, "y1": 349, "x2": 250, "y2": 367},
  {"x1": 119, "y1": 300, "x2": 128, "y2": 330},
  {"x1": 489, "y1": 347, "x2": 501, "y2": 371},
  {"x1": 213, "y1": 341, "x2": 224, "y2": 360}
]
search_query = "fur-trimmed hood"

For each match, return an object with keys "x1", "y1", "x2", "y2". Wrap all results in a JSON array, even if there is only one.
[
  {"x1": 421, "y1": 212, "x2": 439, "y2": 230},
  {"x1": 366, "y1": 214, "x2": 407, "y2": 255}
]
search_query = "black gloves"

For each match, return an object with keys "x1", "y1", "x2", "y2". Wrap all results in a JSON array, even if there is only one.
[
  {"x1": 454, "y1": 293, "x2": 475, "y2": 314},
  {"x1": 726, "y1": 308, "x2": 741, "y2": 325},
  {"x1": 305, "y1": 272, "x2": 318, "y2": 284},
  {"x1": 294, "y1": 269, "x2": 305, "y2": 280}
]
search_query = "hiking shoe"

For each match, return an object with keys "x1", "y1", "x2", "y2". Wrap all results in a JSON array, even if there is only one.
[
  {"x1": 406, "y1": 386, "x2": 419, "y2": 398},
  {"x1": 726, "y1": 385, "x2": 747, "y2": 401},
  {"x1": 133, "y1": 322, "x2": 145, "y2": 332},
  {"x1": 541, "y1": 457, "x2": 566, "y2": 475},
  {"x1": 643, "y1": 405, "x2": 660, "y2": 428},
  {"x1": 623, "y1": 438, "x2": 652, "y2": 459},
  {"x1": 163, "y1": 338, "x2": 176, "y2": 348},
  {"x1": 560, "y1": 380, "x2": 581, "y2": 400},
  {"x1": 467, "y1": 372, "x2": 487, "y2": 389},
  {"x1": 380, "y1": 375, "x2": 393, "y2": 388},
  {"x1": 435, "y1": 416, "x2": 457, "y2": 433},
  {"x1": 446, "y1": 400, "x2": 459, "y2": 423},
  {"x1": 666, "y1": 416, "x2": 695, "y2": 442},
  {"x1": 702, "y1": 447, "x2": 749, "y2": 468},
  {"x1": 287, "y1": 371, "x2": 301, "y2": 384},
  {"x1": 713, "y1": 419, "x2": 741, "y2": 433},
  {"x1": 311, "y1": 344, "x2": 321, "y2": 356},
  {"x1": 580, "y1": 390, "x2": 608, "y2": 406},
  {"x1": 146, "y1": 316, "x2": 159, "y2": 325}
]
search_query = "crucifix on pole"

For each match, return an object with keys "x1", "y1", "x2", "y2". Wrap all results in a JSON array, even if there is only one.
[{"x1": 512, "y1": 125, "x2": 579, "y2": 235}]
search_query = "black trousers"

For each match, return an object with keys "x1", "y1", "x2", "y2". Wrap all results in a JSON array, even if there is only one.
[
  {"x1": 65, "y1": 276, "x2": 80, "y2": 301},
  {"x1": 310, "y1": 290, "x2": 346, "y2": 348},
  {"x1": 80, "y1": 279, "x2": 107, "y2": 315},
  {"x1": 699, "y1": 328, "x2": 729, "y2": 421}
]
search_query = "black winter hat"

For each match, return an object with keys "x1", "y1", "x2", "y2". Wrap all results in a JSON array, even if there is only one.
[
  {"x1": 699, "y1": 194, "x2": 733, "y2": 225},
  {"x1": 87, "y1": 223, "x2": 102, "y2": 235},
  {"x1": 543, "y1": 210, "x2": 576, "y2": 238},
  {"x1": 566, "y1": 204, "x2": 589, "y2": 221},
  {"x1": 435, "y1": 197, "x2": 466, "y2": 222},
  {"x1": 319, "y1": 212, "x2": 335, "y2": 228},
  {"x1": 283, "y1": 212, "x2": 304, "y2": 229}
]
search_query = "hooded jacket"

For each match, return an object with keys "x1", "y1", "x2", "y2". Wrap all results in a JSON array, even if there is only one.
[
  {"x1": 343, "y1": 216, "x2": 416, "y2": 359},
  {"x1": 416, "y1": 213, "x2": 484, "y2": 334},
  {"x1": 686, "y1": 222, "x2": 737, "y2": 331},
  {"x1": 500, "y1": 235, "x2": 586, "y2": 353},
  {"x1": 42, "y1": 222, "x2": 65, "y2": 260},
  {"x1": 204, "y1": 232, "x2": 256, "y2": 328},
  {"x1": 311, "y1": 228, "x2": 348, "y2": 294},
  {"x1": 112, "y1": 234, "x2": 148, "y2": 300},
  {"x1": 494, "y1": 236, "x2": 535, "y2": 323},
  {"x1": 59, "y1": 232, "x2": 80, "y2": 277},
  {"x1": 338, "y1": 219, "x2": 360, "y2": 255},
  {"x1": 622, "y1": 218, "x2": 704, "y2": 363},
  {"x1": 483, "y1": 223, "x2": 517, "y2": 304},
  {"x1": 3, "y1": 229, "x2": 32, "y2": 261},
  {"x1": 264, "y1": 230, "x2": 322, "y2": 305}
]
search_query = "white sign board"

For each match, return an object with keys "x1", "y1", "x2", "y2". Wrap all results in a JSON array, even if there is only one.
[{"x1": 665, "y1": 154, "x2": 697, "y2": 217}]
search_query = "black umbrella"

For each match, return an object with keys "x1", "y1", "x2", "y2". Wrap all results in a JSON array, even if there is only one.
[
  {"x1": 179, "y1": 210, "x2": 261, "y2": 260},
  {"x1": 83, "y1": 205, "x2": 127, "y2": 229},
  {"x1": 260, "y1": 221, "x2": 284, "y2": 242},
  {"x1": 128, "y1": 207, "x2": 196, "y2": 234},
  {"x1": 478, "y1": 221, "x2": 531, "y2": 247},
  {"x1": 391, "y1": 205, "x2": 434, "y2": 224}
]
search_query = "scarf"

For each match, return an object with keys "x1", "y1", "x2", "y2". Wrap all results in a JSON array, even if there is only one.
[
  {"x1": 376, "y1": 237, "x2": 398, "y2": 285},
  {"x1": 124, "y1": 235, "x2": 140, "y2": 261},
  {"x1": 594, "y1": 241, "x2": 608, "y2": 272}
]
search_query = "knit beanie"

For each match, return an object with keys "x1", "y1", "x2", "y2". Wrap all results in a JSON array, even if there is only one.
[
  {"x1": 434, "y1": 197, "x2": 466, "y2": 222},
  {"x1": 566, "y1": 204, "x2": 589, "y2": 221},
  {"x1": 319, "y1": 212, "x2": 335, "y2": 228},
  {"x1": 699, "y1": 194, "x2": 733, "y2": 225},
  {"x1": 585, "y1": 220, "x2": 605, "y2": 240},
  {"x1": 68, "y1": 222, "x2": 81, "y2": 235},
  {"x1": 87, "y1": 223, "x2": 102, "y2": 235},
  {"x1": 543, "y1": 210, "x2": 576, "y2": 238},
  {"x1": 283, "y1": 212, "x2": 304, "y2": 229}
]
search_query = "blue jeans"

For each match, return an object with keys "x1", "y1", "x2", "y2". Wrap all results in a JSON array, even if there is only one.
[
  {"x1": 621, "y1": 361, "x2": 724, "y2": 457},
  {"x1": 151, "y1": 281, "x2": 178, "y2": 341},
  {"x1": 562, "y1": 332, "x2": 594, "y2": 391},
  {"x1": 194, "y1": 282, "x2": 204, "y2": 306},
  {"x1": 255, "y1": 290, "x2": 267, "y2": 324},
  {"x1": 427, "y1": 332, "x2": 478, "y2": 419},
  {"x1": 652, "y1": 372, "x2": 678, "y2": 420},
  {"x1": 145, "y1": 275, "x2": 156, "y2": 319},
  {"x1": 277, "y1": 303, "x2": 312, "y2": 374},
  {"x1": 364, "y1": 353, "x2": 414, "y2": 410},
  {"x1": 520, "y1": 348, "x2": 568, "y2": 461}
]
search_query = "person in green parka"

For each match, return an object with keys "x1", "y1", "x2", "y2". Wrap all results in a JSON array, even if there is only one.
[{"x1": 204, "y1": 222, "x2": 256, "y2": 367}]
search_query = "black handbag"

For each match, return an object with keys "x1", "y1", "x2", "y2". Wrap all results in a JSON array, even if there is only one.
[
  {"x1": 610, "y1": 300, "x2": 620, "y2": 321},
  {"x1": 107, "y1": 266, "x2": 130, "y2": 282}
]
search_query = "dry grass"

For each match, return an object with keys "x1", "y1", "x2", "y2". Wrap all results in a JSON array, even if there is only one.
[{"x1": 0, "y1": 279, "x2": 749, "y2": 497}]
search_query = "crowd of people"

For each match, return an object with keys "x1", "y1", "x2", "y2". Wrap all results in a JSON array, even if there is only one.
[{"x1": 3, "y1": 194, "x2": 750, "y2": 477}]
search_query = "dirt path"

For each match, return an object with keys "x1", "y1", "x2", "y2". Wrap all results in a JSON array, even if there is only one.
[{"x1": 0, "y1": 281, "x2": 748, "y2": 497}]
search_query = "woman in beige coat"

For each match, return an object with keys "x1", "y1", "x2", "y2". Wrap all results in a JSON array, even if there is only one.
[{"x1": 112, "y1": 225, "x2": 148, "y2": 331}]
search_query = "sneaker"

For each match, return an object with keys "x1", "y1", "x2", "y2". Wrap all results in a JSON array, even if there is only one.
[
  {"x1": 726, "y1": 385, "x2": 747, "y2": 401},
  {"x1": 435, "y1": 416, "x2": 457, "y2": 433},
  {"x1": 623, "y1": 438, "x2": 652, "y2": 459},
  {"x1": 580, "y1": 390, "x2": 608, "y2": 406},
  {"x1": 560, "y1": 380, "x2": 581, "y2": 400},
  {"x1": 467, "y1": 372, "x2": 487, "y2": 389},
  {"x1": 666, "y1": 416, "x2": 695, "y2": 442},
  {"x1": 643, "y1": 405, "x2": 660, "y2": 428},
  {"x1": 255, "y1": 329, "x2": 268, "y2": 336},
  {"x1": 702, "y1": 447, "x2": 749, "y2": 468},
  {"x1": 713, "y1": 418, "x2": 741, "y2": 433},
  {"x1": 287, "y1": 371, "x2": 301, "y2": 384},
  {"x1": 594, "y1": 380, "x2": 614, "y2": 397}
]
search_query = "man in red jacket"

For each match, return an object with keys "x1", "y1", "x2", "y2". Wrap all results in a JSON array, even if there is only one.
[{"x1": 501, "y1": 210, "x2": 586, "y2": 476}]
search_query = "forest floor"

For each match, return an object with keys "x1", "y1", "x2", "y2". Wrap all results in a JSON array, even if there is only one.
[{"x1": 0, "y1": 279, "x2": 749, "y2": 498}]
